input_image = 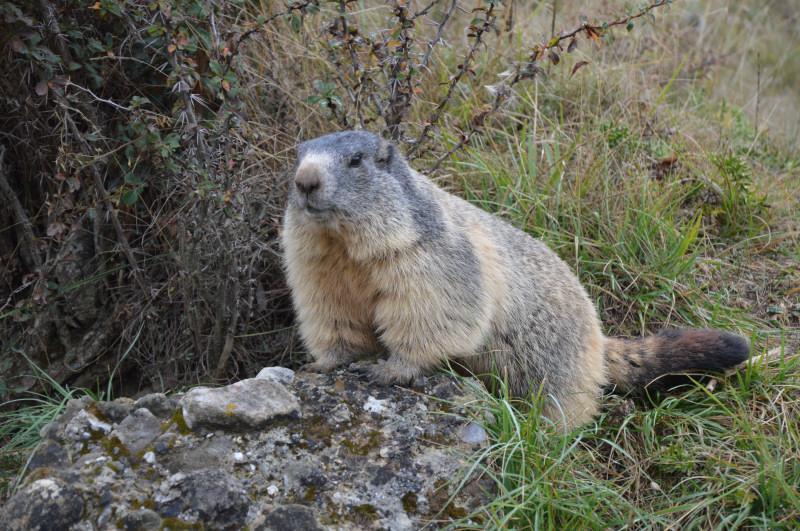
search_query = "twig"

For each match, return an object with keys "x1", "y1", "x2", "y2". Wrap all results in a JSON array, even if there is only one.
[
  {"x1": 419, "y1": 0, "x2": 673, "y2": 169},
  {"x1": 426, "y1": 84, "x2": 511, "y2": 173},
  {"x1": 63, "y1": 81, "x2": 132, "y2": 112},
  {"x1": 221, "y1": 0, "x2": 322, "y2": 78},
  {"x1": 338, "y1": 0, "x2": 362, "y2": 127},
  {"x1": 0, "y1": 147, "x2": 43, "y2": 272},
  {"x1": 413, "y1": 0, "x2": 441, "y2": 20},
  {"x1": 409, "y1": 1, "x2": 498, "y2": 156},
  {"x1": 65, "y1": 114, "x2": 150, "y2": 297},
  {"x1": 551, "y1": 0, "x2": 671, "y2": 44},
  {"x1": 419, "y1": 0, "x2": 457, "y2": 71}
]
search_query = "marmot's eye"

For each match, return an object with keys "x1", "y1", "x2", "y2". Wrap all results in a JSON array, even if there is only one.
[{"x1": 348, "y1": 154, "x2": 363, "y2": 167}]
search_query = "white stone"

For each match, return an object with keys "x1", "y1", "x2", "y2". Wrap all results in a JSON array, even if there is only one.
[
  {"x1": 180, "y1": 378, "x2": 300, "y2": 431},
  {"x1": 256, "y1": 366, "x2": 296, "y2": 385},
  {"x1": 363, "y1": 396, "x2": 389, "y2": 414}
]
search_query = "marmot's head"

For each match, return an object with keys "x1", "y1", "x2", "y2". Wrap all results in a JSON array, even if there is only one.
[
  {"x1": 288, "y1": 131, "x2": 443, "y2": 259},
  {"x1": 289, "y1": 131, "x2": 405, "y2": 224}
]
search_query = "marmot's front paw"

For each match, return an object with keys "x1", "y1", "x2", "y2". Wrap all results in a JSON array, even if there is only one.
[
  {"x1": 298, "y1": 360, "x2": 337, "y2": 373},
  {"x1": 364, "y1": 363, "x2": 425, "y2": 388},
  {"x1": 298, "y1": 349, "x2": 357, "y2": 373}
]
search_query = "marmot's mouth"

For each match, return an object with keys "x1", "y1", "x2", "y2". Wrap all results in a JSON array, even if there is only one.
[{"x1": 304, "y1": 205, "x2": 329, "y2": 217}]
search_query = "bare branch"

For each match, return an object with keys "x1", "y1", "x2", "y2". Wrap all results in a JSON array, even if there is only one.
[
  {"x1": 419, "y1": 0, "x2": 458, "y2": 71},
  {"x1": 65, "y1": 114, "x2": 150, "y2": 297},
  {"x1": 409, "y1": 1, "x2": 499, "y2": 157},
  {"x1": 0, "y1": 147, "x2": 43, "y2": 272},
  {"x1": 419, "y1": 0, "x2": 673, "y2": 170}
]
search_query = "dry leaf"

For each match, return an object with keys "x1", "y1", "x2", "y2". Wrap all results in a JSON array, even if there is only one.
[{"x1": 570, "y1": 61, "x2": 589, "y2": 78}]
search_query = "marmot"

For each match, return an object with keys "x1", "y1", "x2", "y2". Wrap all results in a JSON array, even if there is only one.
[{"x1": 282, "y1": 131, "x2": 750, "y2": 426}]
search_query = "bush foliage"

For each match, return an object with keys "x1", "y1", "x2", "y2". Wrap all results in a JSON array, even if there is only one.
[{"x1": 0, "y1": 0, "x2": 299, "y2": 397}]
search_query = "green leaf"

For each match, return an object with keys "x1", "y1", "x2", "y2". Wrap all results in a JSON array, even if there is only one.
[
  {"x1": 101, "y1": 0, "x2": 122, "y2": 16},
  {"x1": 121, "y1": 188, "x2": 139, "y2": 205}
]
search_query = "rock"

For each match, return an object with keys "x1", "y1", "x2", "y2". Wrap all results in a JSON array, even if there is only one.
[
  {"x1": 459, "y1": 422, "x2": 488, "y2": 444},
  {"x1": 256, "y1": 366, "x2": 296, "y2": 385},
  {"x1": 119, "y1": 508, "x2": 162, "y2": 530},
  {"x1": 39, "y1": 421, "x2": 62, "y2": 440},
  {"x1": 95, "y1": 398, "x2": 135, "y2": 423},
  {"x1": 181, "y1": 378, "x2": 300, "y2": 431},
  {"x1": 154, "y1": 469, "x2": 250, "y2": 529},
  {"x1": 60, "y1": 396, "x2": 93, "y2": 425},
  {"x1": 253, "y1": 504, "x2": 324, "y2": 531},
  {"x1": 161, "y1": 431, "x2": 236, "y2": 472},
  {"x1": 134, "y1": 393, "x2": 180, "y2": 419},
  {"x1": 363, "y1": 395, "x2": 389, "y2": 414},
  {"x1": 1, "y1": 478, "x2": 83, "y2": 531},
  {"x1": 28, "y1": 439, "x2": 70, "y2": 470},
  {"x1": 64, "y1": 409, "x2": 111, "y2": 442},
  {"x1": 110, "y1": 407, "x2": 163, "y2": 454},
  {"x1": 329, "y1": 403, "x2": 352, "y2": 424},
  {"x1": 6, "y1": 369, "x2": 491, "y2": 529}
]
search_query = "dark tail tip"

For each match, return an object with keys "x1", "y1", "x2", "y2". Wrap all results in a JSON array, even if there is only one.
[
  {"x1": 607, "y1": 328, "x2": 751, "y2": 396},
  {"x1": 663, "y1": 328, "x2": 750, "y2": 370},
  {"x1": 717, "y1": 331, "x2": 751, "y2": 365}
]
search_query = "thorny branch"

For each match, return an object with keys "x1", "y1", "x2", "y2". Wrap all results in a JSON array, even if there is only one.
[
  {"x1": 409, "y1": 0, "x2": 499, "y2": 157},
  {"x1": 419, "y1": 0, "x2": 457, "y2": 71},
  {"x1": 418, "y1": 0, "x2": 674, "y2": 170},
  {"x1": 221, "y1": 0, "x2": 321, "y2": 78},
  {"x1": 0, "y1": 147, "x2": 43, "y2": 273}
]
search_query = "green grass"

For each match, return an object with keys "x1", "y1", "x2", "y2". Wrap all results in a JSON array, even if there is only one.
[
  {"x1": 0, "y1": 327, "x2": 139, "y2": 498},
  {"x1": 0, "y1": 350, "x2": 94, "y2": 498},
  {"x1": 450, "y1": 342, "x2": 800, "y2": 529}
]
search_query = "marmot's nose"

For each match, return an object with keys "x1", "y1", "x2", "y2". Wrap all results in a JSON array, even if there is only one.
[{"x1": 295, "y1": 164, "x2": 322, "y2": 197}]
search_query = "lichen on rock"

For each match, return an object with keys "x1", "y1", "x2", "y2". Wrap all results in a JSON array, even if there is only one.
[{"x1": 2, "y1": 367, "x2": 491, "y2": 530}]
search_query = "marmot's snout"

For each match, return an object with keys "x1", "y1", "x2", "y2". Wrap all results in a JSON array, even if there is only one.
[{"x1": 294, "y1": 159, "x2": 327, "y2": 213}]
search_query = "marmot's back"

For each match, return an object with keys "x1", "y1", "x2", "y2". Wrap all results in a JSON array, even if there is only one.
[{"x1": 282, "y1": 131, "x2": 749, "y2": 427}]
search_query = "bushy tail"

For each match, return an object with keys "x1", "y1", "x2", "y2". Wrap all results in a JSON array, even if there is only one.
[{"x1": 605, "y1": 328, "x2": 750, "y2": 394}]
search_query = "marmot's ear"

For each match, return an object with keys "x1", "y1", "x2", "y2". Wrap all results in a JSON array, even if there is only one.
[{"x1": 376, "y1": 140, "x2": 394, "y2": 168}]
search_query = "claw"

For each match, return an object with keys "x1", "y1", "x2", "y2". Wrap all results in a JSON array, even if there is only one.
[
  {"x1": 349, "y1": 363, "x2": 369, "y2": 375},
  {"x1": 298, "y1": 361, "x2": 336, "y2": 373},
  {"x1": 409, "y1": 374, "x2": 425, "y2": 388},
  {"x1": 363, "y1": 363, "x2": 424, "y2": 388}
]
